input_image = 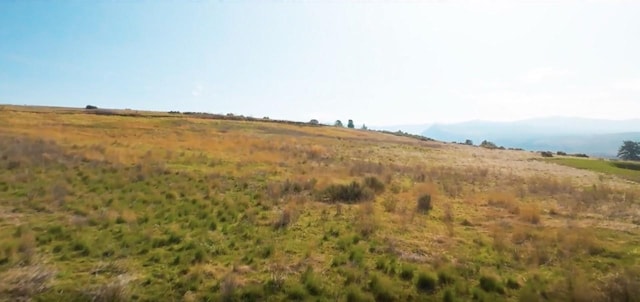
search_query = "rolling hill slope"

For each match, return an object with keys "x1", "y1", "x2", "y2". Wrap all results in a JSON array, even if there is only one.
[{"x1": 0, "y1": 107, "x2": 639, "y2": 301}]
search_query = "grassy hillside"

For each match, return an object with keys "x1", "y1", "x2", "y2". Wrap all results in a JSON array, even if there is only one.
[{"x1": 1, "y1": 107, "x2": 639, "y2": 301}]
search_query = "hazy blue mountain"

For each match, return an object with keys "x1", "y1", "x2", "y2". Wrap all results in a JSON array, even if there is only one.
[{"x1": 422, "y1": 117, "x2": 640, "y2": 157}]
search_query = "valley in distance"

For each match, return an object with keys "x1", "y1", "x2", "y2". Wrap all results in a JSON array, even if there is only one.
[{"x1": 1, "y1": 105, "x2": 639, "y2": 301}]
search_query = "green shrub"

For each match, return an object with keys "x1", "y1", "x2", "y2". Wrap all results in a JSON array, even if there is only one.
[
  {"x1": 72, "y1": 240, "x2": 91, "y2": 256},
  {"x1": 399, "y1": 263, "x2": 415, "y2": 281},
  {"x1": 438, "y1": 269, "x2": 456, "y2": 285},
  {"x1": 349, "y1": 245, "x2": 366, "y2": 267},
  {"x1": 417, "y1": 194, "x2": 433, "y2": 213},
  {"x1": 479, "y1": 275, "x2": 504, "y2": 294},
  {"x1": 375, "y1": 258, "x2": 388, "y2": 271},
  {"x1": 416, "y1": 271, "x2": 438, "y2": 293},
  {"x1": 346, "y1": 285, "x2": 375, "y2": 302},
  {"x1": 443, "y1": 288, "x2": 456, "y2": 302},
  {"x1": 369, "y1": 274, "x2": 398, "y2": 302},
  {"x1": 322, "y1": 181, "x2": 374, "y2": 203},
  {"x1": 286, "y1": 282, "x2": 307, "y2": 300},
  {"x1": 506, "y1": 277, "x2": 520, "y2": 289},
  {"x1": 332, "y1": 254, "x2": 348, "y2": 267},
  {"x1": 239, "y1": 284, "x2": 265, "y2": 301},
  {"x1": 301, "y1": 268, "x2": 323, "y2": 296}
]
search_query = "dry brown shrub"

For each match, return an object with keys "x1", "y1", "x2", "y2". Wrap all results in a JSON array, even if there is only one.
[
  {"x1": 556, "y1": 268, "x2": 597, "y2": 302},
  {"x1": 220, "y1": 273, "x2": 239, "y2": 302},
  {"x1": 441, "y1": 179, "x2": 463, "y2": 198},
  {"x1": 487, "y1": 191, "x2": 520, "y2": 214},
  {"x1": 519, "y1": 203, "x2": 541, "y2": 224},
  {"x1": 305, "y1": 144, "x2": 328, "y2": 160},
  {"x1": 0, "y1": 265, "x2": 55, "y2": 300},
  {"x1": 88, "y1": 277, "x2": 130, "y2": 302},
  {"x1": 558, "y1": 226, "x2": 603, "y2": 257},
  {"x1": 527, "y1": 176, "x2": 574, "y2": 196},
  {"x1": 443, "y1": 203, "x2": 455, "y2": 237},
  {"x1": 349, "y1": 160, "x2": 385, "y2": 177},
  {"x1": 490, "y1": 223, "x2": 510, "y2": 252},
  {"x1": 511, "y1": 225, "x2": 535, "y2": 245},
  {"x1": 17, "y1": 231, "x2": 36, "y2": 265},
  {"x1": 602, "y1": 267, "x2": 640, "y2": 301},
  {"x1": 273, "y1": 202, "x2": 298, "y2": 229}
]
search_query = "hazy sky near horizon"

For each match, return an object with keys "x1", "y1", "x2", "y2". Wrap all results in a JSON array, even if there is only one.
[{"x1": 1, "y1": 1, "x2": 639, "y2": 125}]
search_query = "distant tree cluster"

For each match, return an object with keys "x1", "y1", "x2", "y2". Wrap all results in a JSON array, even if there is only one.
[
  {"x1": 618, "y1": 141, "x2": 640, "y2": 161},
  {"x1": 540, "y1": 151, "x2": 554, "y2": 158},
  {"x1": 479, "y1": 140, "x2": 498, "y2": 149},
  {"x1": 328, "y1": 119, "x2": 367, "y2": 130}
]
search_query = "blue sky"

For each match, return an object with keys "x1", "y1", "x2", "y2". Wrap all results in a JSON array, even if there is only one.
[{"x1": 1, "y1": 1, "x2": 639, "y2": 125}]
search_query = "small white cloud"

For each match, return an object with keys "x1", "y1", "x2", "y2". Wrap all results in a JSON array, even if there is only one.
[{"x1": 521, "y1": 67, "x2": 574, "y2": 84}]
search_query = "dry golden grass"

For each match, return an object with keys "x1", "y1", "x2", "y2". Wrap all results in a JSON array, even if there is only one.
[{"x1": 0, "y1": 107, "x2": 639, "y2": 301}]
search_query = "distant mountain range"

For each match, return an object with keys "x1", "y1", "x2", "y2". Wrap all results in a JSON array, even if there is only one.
[{"x1": 385, "y1": 117, "x2": 640, "y2": 158}]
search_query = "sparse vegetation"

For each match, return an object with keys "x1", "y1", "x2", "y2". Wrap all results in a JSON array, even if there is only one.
[{"x1": 0, "y1": 107, "x2": 638, "y2": 301}]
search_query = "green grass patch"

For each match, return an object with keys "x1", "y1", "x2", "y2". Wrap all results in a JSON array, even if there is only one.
[{"x1": 547, "y1": 157, "x2": 640, "y2": 182}]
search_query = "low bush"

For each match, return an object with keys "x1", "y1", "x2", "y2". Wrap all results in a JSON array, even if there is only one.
[
  {"x1": 369, "y1": 274, "x2": 398, "y2": 302},
  {"x1": 345, "y1": 285, "x2": 374, "y2": 302},
  {"x1": 480, "y1": 140, "x2": 498, "y2": 149},
  {"x1": 416, "y1": 271, "x2": 438, "y2": 293},
  {"x1": 519, "y1": 203, "x2": 541, "y2": 224},
  {"x1": 479, "y1": 275, "x2": 504, "y2": 294},
  {"x1": 506, "y1": 277, "x2": 520, "y2": 289},
  {"x1": 540, "y1": 151, "x2": 554, "y2": 158},
  {"x1": 286, "y1": 282, "x2": 308, "y2": 301},
  {"x1": 438, "y1": 269, "x2": 456, "y2": 286},
  {"x1": 571, "y1": 153, "x2": 589, "y2": 158},
  {"x1": 416, "y1": 194, "x2": 433, "y2": 213},
  {"x1": 443, "y1": 288, "x2": 456, "y2": 302},
  {"x1": 399, "y1": 263, "x2": 415, "y2": 281},
  {"x1": 301, "y1": 268, "x2": 323, "y2": 296},
  {"x1": 321, "y1": 181, "x2": 374, "y2": 203},
  {"x1": 381, "y1": 197, "x2": 397, "y2": 213}
]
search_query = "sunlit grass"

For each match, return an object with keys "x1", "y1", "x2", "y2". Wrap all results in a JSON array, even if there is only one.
[{"x1": 0, "y1": 107, "x2": 639, "y2": 301}]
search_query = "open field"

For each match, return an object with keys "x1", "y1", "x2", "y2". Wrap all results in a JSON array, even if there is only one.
[
  {"x1": 547, "y1": 157, "x2": 640, "y2": 183},
  {"x1": 1, "y1": 107, "x2": 639, "y2": 301}
]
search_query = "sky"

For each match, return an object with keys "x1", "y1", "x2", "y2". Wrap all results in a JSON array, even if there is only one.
[{"x1": 1, "y1": 1, "x2": 639, "y2": 126}]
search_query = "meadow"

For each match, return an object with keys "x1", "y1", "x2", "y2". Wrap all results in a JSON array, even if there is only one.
[{"x1": 0, "y1": 107, "x2": 639, "y2": 301}]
